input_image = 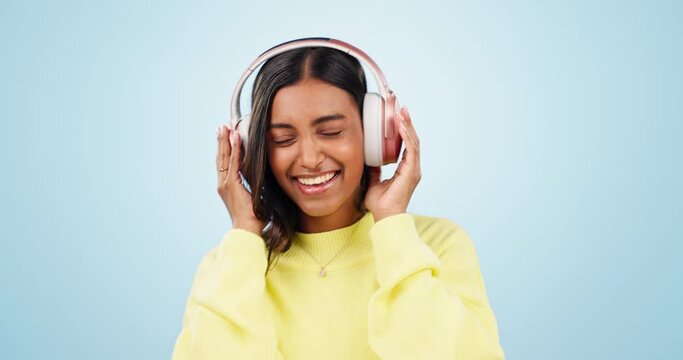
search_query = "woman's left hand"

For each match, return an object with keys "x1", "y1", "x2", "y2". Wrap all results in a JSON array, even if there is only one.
[{"x1": 364, "y1": 106, "x2": 421, "y2": 222}]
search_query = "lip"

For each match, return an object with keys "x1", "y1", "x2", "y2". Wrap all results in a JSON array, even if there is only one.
[
  {"x1": 291, "y1": 170, "x2": 338, "y2": 179},
  {"x1": 292, "y1": 171, "x2": 340, "y2": 196}
]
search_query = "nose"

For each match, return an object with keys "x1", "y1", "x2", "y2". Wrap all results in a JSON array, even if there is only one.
[{"x1": 298, "y1": 136, "x2": 324, "y2": 170}]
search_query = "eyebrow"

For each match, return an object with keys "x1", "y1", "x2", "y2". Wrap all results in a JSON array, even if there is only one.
[{"x1": 270, "y1": 113, "x2": 346, "y2": 129}]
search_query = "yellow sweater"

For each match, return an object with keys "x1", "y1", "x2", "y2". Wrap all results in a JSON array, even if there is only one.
[{"x1": 172, "y1": 213, "x2": 505, "y2": 359}]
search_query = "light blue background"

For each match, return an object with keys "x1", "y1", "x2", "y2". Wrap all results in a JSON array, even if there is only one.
[{"x1": 1, "y1": 0, "x2": 681, "y2": 359}]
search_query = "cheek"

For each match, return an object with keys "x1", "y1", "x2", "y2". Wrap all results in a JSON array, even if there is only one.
[
  {"x1": 343, "y1": 131, "x2": 365, "y2": 167},
  {"x1": 267, "y1": 149, "x2": 289, "y2": 179},
  {"x1": 332, "y1": 140, "x2": 365, "y2": 174}
]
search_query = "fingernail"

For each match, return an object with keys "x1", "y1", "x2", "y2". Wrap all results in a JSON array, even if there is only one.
[{"x1": 403, "y1": 106, "x2": 410, "y2": 116}]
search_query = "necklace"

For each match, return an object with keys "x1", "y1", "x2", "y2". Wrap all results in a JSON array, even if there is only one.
[
  {"x1": 296, "y1": 213, "x2": 367, "y2": 278},
  {"x1": 297, "y1": 240, "x2": 355, "y2": 278}
]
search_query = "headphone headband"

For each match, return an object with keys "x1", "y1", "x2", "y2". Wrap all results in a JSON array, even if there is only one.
[{"x1": 230, "y1": 37, "x2": 393, "y2": 126}]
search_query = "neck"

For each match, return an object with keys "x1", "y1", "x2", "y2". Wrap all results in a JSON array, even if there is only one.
[{"x1": 298, "y1": 207, "x2": 365, "y2": 233}]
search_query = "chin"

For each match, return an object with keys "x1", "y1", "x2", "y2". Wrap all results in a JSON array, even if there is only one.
[{"x1": 295, "y1": 200, "x2": 344, "y2": 218}]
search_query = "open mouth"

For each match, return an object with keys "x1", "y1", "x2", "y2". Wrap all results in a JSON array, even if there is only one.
[
  {"x1": 292, "y1": 171, "x2": 340, "y2": 195},
  {"x1": 295, "y1": 171, "x2": 338, "y2": 186}
]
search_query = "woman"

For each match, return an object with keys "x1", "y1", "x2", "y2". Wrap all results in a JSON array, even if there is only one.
[{"x1": 172, "y1": 41, "x2": 505, "y2": 359}]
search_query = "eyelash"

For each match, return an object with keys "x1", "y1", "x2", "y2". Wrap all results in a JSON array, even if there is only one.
[
  {"x1": 273, "y1": 138, "x2": 295, "y2": 146},
  {"x1": 272, "y1": 130, "x2": 343, "y2": 146},
  {"x1": 320, "y1": 130, "x2": 343, "y2": 137}
]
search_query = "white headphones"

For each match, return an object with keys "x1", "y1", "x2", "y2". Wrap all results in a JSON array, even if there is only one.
[{"x1": 230, "y1": 37, "x2": 403, "y2": 167}]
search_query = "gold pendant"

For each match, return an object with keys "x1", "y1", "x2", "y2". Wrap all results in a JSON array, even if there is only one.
[{"x1": 319, "y1": 267, "x2": 326, "y2": 278}]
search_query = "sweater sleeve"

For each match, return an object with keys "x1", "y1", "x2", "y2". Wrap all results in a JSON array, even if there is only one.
[
  {"x1": 367, "y1": 214, "x2": 505, "y2": 360},
  {"x1": 172, "y1": 229, "x2": 284, "y2": 360}
]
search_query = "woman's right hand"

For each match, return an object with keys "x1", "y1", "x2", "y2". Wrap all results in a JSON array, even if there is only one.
[{"x1": 216, "y1": 125, "x2": 264, "y2": 235}]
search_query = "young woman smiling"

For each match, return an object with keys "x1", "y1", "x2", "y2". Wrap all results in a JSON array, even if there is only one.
[{"x1": 172, "y1": 43, "x2": 505, "y2": 359}]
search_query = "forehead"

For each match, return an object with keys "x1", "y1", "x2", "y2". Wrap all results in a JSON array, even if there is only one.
[{"x1": 270, "y1": 78, "x2": 358, "y2": 124}]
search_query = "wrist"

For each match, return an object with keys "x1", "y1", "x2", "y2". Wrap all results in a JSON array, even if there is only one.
[
  {"x1": 372, "y1": 210, "x2": 406, "y2": 222},
  {"x1": 233, "y1": 220, "x2": 263, "y2": 236}
]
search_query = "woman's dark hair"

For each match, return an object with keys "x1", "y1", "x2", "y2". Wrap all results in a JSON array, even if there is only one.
[{"x1": 241, "y1": 47, "x2": 370, "y2": 274}]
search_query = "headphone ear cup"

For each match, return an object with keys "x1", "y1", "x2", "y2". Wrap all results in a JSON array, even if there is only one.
[
  {"x1": 363, "y1": 93, "x2": 384, "y2": 167},
  {"x1": 236, "y1": 114, "x2": 251, "y2": 147}
]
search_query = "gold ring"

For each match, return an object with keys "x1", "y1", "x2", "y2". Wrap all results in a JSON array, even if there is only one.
[{"x1": 219, "y1": 168, "x2": 228, "y2": 172}]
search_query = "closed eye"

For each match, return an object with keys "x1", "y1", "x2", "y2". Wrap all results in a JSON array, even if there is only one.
[
  {"x1": 319, "y1": 129, "x2": 343, "y2": 137},
  {"x1": 272, "y1": 137, "x2": 296, "y2": 146}
]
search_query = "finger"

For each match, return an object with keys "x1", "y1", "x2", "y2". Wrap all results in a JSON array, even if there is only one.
[
  {"x1": 397, "y1": 121, "x2": 420, "y2": 176},
  {"x1": 228, "y1": 130, "x2": 242, "y2": 182},
  {"x1": 216, "y1": 125, "x2": 225, "y2": 171},
  {"x1": 399, "y1": 107, "x2": 420, "y2": 151},
  {"x1": 398, "y1": 118, "x2": 418, "y2": 159},
  {"x1": 217, "y1": 125, "x2": 232, "y2": 181},
  {"x1": 394, "y1": 151, "x2": 407, "y2": 177}
]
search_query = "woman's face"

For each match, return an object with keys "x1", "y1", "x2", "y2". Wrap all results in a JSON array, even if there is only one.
[{"x1": 267, "y1": 77, "x2": 365, "y2": 226}]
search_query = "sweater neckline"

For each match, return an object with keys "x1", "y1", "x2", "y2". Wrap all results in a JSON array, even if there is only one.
[{"x1": 284, "y1": 212, "x2": 375, "y2": 270}]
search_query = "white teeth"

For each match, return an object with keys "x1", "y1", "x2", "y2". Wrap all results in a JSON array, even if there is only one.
[{"x1": 296, "y1": 172, "x2": 336, "y2": 186}]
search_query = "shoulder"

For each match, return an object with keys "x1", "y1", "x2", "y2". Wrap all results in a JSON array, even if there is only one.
[
  {"x1": 409, "y1": 213, "x2": 477, "y2": 258},
  {"x1": 190, "y1": 245, "x2": 221, "y2": 284},
  {"x1": 410, "y1": 214, "x2": 492, "y2": 308},
  {"x1": 192, "y1": 229, "x2": 268, "y2": 280}
]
